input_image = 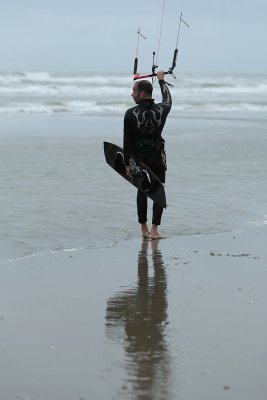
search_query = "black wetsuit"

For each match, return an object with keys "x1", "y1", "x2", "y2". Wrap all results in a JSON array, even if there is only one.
[{"x1": 123, "y1": 80, "x2": 172, "y2": 225}]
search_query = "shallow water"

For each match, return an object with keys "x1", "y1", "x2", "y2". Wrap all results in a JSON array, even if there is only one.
[{"x1": 0, "y1": 113, "x2": 266, "y2": 263}]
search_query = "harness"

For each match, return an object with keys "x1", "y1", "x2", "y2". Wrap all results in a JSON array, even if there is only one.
[{"x1": 133, "y1": 102, "x2": 164, "y2": 153}]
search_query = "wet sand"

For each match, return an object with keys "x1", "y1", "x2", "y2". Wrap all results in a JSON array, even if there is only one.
[{"x1": 0, "y1": 225, "x2": 266, "y2": 400}]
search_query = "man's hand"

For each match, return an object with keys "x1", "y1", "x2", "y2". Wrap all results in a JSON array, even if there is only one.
[
  {"x1": 125, "y1": 165, "x2": 132, "y2": 178},
  {"x1": 156, "y1": 70, "x2": 165, "y2": 81}
]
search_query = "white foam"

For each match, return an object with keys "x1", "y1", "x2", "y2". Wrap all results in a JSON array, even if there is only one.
[{"x1": 0, "y1": 72, "x2": 266, "y2": 115}]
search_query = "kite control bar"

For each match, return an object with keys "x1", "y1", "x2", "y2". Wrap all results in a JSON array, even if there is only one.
[
  {"x1": 133, "y1": 12, "x2": 188, "y2": 82},
  {"x1": 133, "y1": 69, "x2": 176, "y2": 81},
  {"x1": 133, "y1": 48, "x2": 178, "y2": 80}
]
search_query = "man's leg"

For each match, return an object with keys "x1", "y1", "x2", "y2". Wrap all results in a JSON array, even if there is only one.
[
  {"x1": 137, "y1": 190, "x2": 150, "y2": 237},
  {"x1": 150, "y1": 162, "x2": 165, "y2": 239},
  {"x1": 152, "y1": 203, "x2": 163, "y2": 226},
  {"x1": 151, "y1": 203, "x2": 164, "y2": 239}
]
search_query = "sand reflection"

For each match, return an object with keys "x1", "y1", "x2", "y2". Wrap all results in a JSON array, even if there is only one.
[{"x1": 106, "y1": 239, "x2": 171, "y2": 399}]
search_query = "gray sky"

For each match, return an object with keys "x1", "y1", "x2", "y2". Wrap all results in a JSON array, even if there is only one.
[{"x1": 1, "y1": 0, "x2": 267, "y2": 74}]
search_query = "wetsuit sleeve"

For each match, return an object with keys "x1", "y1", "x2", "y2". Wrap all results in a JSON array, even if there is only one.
[
  {"x1": 158, "y1": 79, "x2": 172, "y2": 113},
  {"x1": 123, "y1": 110, "x2": 134, "y2": 165}
]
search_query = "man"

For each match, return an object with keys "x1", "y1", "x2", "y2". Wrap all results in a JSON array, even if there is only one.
[{"x1": 123, "y1": 70, "x2": 172, "y2": 239}]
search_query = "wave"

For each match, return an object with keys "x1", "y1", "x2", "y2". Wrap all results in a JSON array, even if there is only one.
[
  {"x1": 1, "y1": 101, "x2": 267, "y2": 115},
  {"x1": 0, "y1": 71, "x2": 131, "y2": 86},
  {"x1": 0, "y1": 71, "x2": 267, "y2": 115}
]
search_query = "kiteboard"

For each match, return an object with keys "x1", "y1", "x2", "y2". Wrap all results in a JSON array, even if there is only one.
[{"x1": 103, "y1": 141, "x2": 166, "y2": 208}]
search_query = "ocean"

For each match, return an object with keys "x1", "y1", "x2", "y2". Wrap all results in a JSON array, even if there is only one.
[
  {"x1": 0, "y1": 72, "x2": 266, "y2": 263},
  {"x1": 1, "y1": 71, "x2": 267, "y2": 115}
]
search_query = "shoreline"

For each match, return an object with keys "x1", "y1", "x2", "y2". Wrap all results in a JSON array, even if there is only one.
[{"x1": 0, "y1": 220, "x2": 265, "y2": 266}]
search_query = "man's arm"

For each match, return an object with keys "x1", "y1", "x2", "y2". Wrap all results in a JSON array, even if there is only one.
[{"x1": 157, "y1": 70, "x2": 172, "y2": 111}]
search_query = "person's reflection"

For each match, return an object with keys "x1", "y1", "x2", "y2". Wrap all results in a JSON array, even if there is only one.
[{"x1": 106, "y1": 239, "x2": 171, "y2": 399}]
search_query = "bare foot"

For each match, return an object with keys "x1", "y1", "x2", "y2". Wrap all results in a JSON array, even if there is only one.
[
  {"x1": 150, "y1": 232, "x2": 165, "y2": 240},
  {"x1": 141, "y1": 223, "x2": 150, "y2": 238},
  {"x1": 150, "y1": 225, "x2": 165, "y2": 240}
]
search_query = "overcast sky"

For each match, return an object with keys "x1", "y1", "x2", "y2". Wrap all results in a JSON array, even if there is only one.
[{"x1": 1, "y1": 0, "x2": 266, "y2": 74}]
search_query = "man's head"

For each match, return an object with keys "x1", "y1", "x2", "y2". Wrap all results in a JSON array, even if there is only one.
[{"x1": 132, "y1": 80, "x2": 153, "y2": 104}]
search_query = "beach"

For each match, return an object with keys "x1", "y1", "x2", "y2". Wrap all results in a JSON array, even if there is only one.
[
  {"x1": 0, "y1": 71, "x2": 267, "y2": 399},
  {"x1": 0, "y1": 224, "x2": 266, "y2": 400}
]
